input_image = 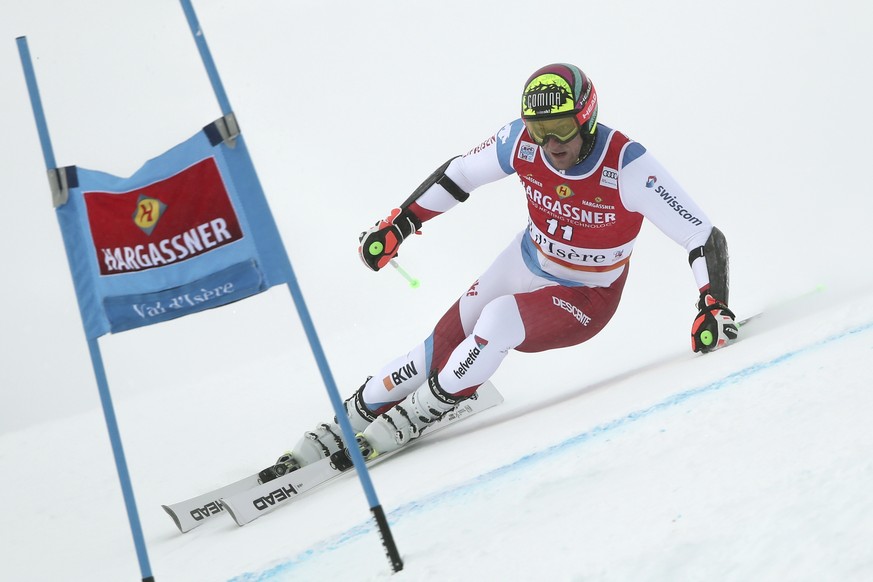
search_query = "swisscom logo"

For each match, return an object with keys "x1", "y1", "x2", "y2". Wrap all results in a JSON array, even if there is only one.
[{"x1": 646, "y1": 175, "x2": 657, "y2": 188}]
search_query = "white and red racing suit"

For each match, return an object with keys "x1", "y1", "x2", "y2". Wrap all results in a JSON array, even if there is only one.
[{"x1": 361, "y1": 119, "x2": 716, "y2": 411}]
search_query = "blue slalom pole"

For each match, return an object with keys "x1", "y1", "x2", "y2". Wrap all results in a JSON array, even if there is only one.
[
  {"x1": 282, "y1": 270, "x2": 405, "y2": 572},
  {"x1": 178, "y1": 0, "x2": 232, "y2": 116},
  {"x1": 87, "y1": 337, "x2": 155, "y2": 581},
  {"x1": 177, "y1": 0, "x2": 403, "y2": 572},
  {"x1": 16, "y1": 37, "x2": 56, "y2": 170},
  {"x1": 17, "y1": 36, "x2": 155, "y2": 582}
]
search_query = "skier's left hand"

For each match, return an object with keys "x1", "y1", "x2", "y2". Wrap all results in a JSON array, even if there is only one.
[{"x1": 691, "y1": 293, "x2": 738, "y2": 353}]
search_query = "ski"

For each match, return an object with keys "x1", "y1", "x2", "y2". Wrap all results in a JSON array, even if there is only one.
[
  {"x1": 162, "y1": 473, "x2": 262, "y2": 533},
  {"x1": 162, "y1": 381, "x2": 503, "y2": 532}
]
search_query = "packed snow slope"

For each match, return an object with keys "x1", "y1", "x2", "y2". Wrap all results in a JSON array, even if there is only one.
[
  {"x1": 3, "y1": 284, "x2": 873, "y2": 582},
  {"x1": 2, "y1": 0, "x2": 872, "y2": 581}
]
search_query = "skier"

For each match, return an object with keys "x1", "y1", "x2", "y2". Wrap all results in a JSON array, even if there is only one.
[{"x1": 274, "y1": 63, "x2": 738, "y2": 473}]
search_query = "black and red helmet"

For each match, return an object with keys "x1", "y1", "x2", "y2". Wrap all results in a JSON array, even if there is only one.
[{"x1": 521, "y1": 63, "x2": 598, "y2": 145}]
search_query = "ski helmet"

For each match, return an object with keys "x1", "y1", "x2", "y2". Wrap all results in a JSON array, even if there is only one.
[{"x1": 521, "y1": 63, "x2": 598, "y2": 147}]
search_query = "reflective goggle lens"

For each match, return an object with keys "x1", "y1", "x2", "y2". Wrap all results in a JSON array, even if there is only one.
[{"x1": 524, "y1": 115, "x2": 580, "y2": 145}]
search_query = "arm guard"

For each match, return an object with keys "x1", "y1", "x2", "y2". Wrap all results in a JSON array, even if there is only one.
[
  {"x1": 688, "y1": 226, "x2": 730, "y2": 306},
  {"x1": 400, "y1": 156, "x2": 470, "y2": 210}
]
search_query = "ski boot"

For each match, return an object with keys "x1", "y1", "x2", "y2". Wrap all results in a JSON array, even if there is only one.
[
  {"x1": 359, "y1": 373, "x2": 464, "y2": 458},
  {"x1": 260, "y1": 379, "x2": 377, "y2": 483}
]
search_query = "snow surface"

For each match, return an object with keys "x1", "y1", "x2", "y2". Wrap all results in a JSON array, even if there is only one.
[{"x1": 2, "y1": 1, "x2": 873, "y2": 581}]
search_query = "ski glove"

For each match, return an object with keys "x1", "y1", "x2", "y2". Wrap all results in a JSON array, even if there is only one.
[
  {"x1": 358, "y1": 207, "x2": 422, "y2": 271},
  {"x1": 691, "y1": 293, "x2": 738, "y2": 353}
]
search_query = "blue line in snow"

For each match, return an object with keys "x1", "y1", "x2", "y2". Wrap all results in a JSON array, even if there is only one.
[{"x1": 228, "y1": 319, "x2": 873, "y2": 581}]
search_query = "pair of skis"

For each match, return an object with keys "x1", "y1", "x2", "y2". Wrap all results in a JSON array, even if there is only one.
[{"x1": 162, "y1": 381, "x2": 504, "y2": 533}]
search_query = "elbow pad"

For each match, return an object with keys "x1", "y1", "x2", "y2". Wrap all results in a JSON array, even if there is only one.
[
  {"x1": 400, "y1": 156, "x2": 470, "y2": 210},
  {"x1": 688, "y1": 226, "x2": 730, "y2": 305}
]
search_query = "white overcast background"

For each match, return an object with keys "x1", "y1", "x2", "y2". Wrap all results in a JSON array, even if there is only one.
[{"x1": 2, "y1": 1, "x2": 872, "y2": 580}]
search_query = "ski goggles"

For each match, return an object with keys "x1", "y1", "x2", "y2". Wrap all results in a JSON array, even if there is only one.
[{"x1": 523, "y1": 114, "x2": 581, "y2": 145}]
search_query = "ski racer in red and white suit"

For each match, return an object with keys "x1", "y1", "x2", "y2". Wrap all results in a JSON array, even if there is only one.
[
  {"x1": 357, "y1": 118, "x2": 731, "y2": 412},
  {"x1": 282, "y1": 64, "x2": 738, "y2": 464}
]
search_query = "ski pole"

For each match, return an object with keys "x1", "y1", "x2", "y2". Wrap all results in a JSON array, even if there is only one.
[{"x1": 390, "y1": 259, "x2": 420, "y2": 288}]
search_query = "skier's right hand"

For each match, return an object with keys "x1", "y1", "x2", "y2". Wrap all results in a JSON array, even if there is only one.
[{"x1": 358, "y1": 207, "x2": 422, "y2": 271}]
